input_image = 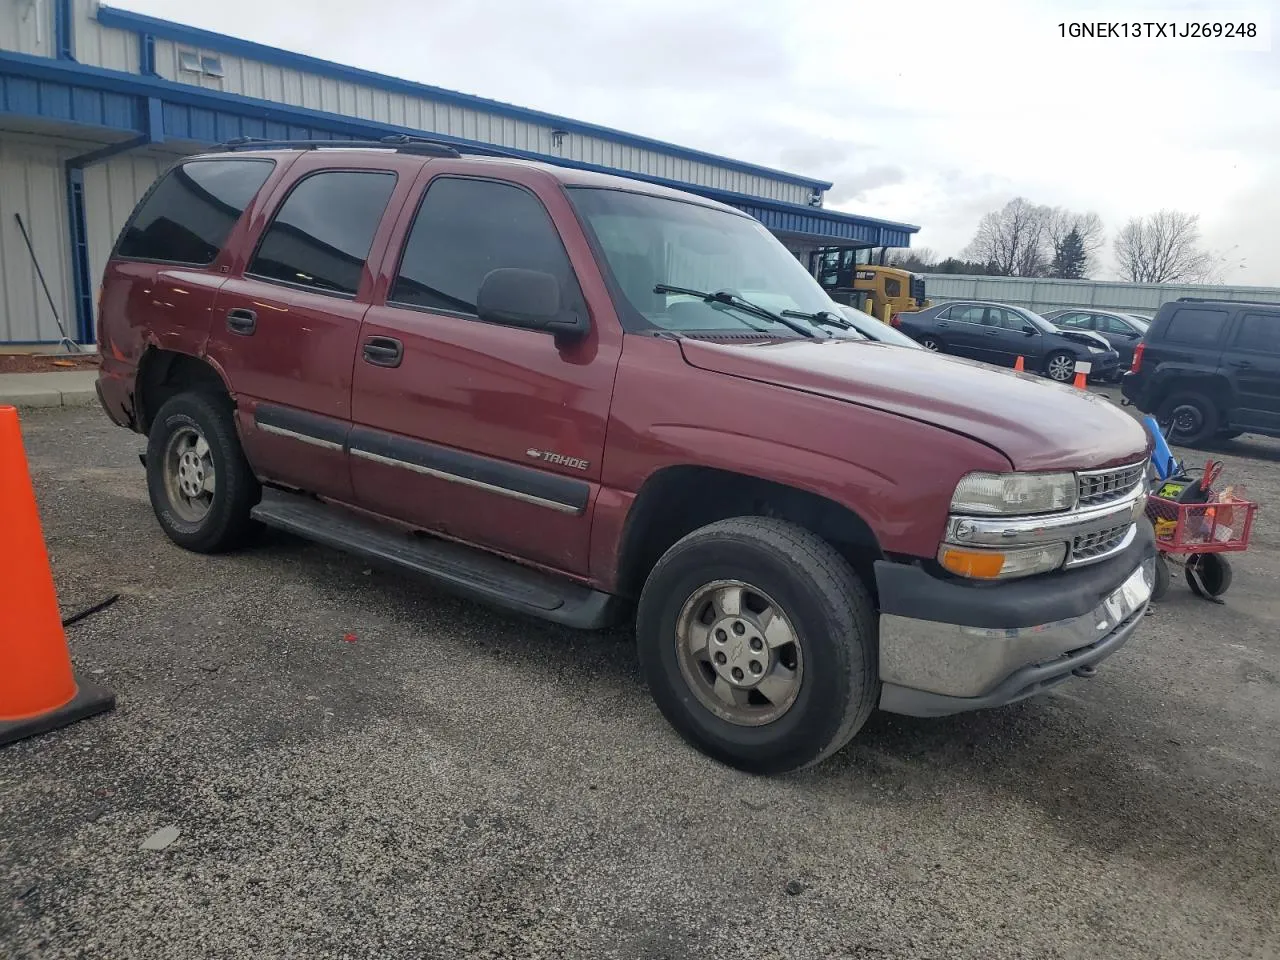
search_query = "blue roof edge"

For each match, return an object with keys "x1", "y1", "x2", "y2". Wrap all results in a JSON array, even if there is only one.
[{"x1": 95, "y1": 4, "x2": 835, "y2": 192}]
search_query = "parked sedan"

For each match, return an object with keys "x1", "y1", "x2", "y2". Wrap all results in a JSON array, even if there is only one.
[
  {"x1": 892, "y1": 300, "x2": 1120, "y2": 383},
  {"x1": 1042, "y1": 308, "x2": 1150, "y2": 372}
]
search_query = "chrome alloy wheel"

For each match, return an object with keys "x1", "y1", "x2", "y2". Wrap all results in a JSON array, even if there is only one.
[
  {"x1": 163, "y1": 424, "x2": 216, "y2": 523},
  {"x1": 674, "y1": 580, "x2": 804, "y2": 726}
]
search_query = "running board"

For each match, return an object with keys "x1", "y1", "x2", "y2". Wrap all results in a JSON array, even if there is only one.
[{"x1": 250, "y1": 489, "x2": 623, "y2": 630}]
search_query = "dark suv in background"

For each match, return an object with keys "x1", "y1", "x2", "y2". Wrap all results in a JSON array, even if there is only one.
[
  {"x1": 1121, "y1": 298, "x2": 1280, "y2": 446},
  {"x1": 893, "y1": 300, "x2": 1120, "y2": 383}
]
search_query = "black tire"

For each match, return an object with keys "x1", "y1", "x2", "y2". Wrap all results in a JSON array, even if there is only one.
[
  {"x1": 1156, "y1": 391, "x2": 1219, "y2": 447},
  {"x1": 1186, "y1": 553, "x2": 1232, "y2": 599},
  {"x1": 1151, "y1": 554, "x2": 1171, "y2": 601},
  {"x1": 1044, "y1": 351, "x2": 1077, "y2": 383},
  {"x1": 918, "y1": 336, "x2": 942, "y2": 352},
  {"x1": 146, "y1": 392, "x2": 261, "y2": 553},
  {"x1": 636, "y1": 517, "x2": 878, "y2": 775}
]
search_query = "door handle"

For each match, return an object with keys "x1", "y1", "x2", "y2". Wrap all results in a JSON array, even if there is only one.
[
  {"x1": 362, "y1": 336, "x2": 403, "y2": 368},
  {"x1": 1229, "y1": 360, "x2": 1254, "y2": 369},
  {"x1": 226, "y1": 308, "x2": 257, "y2": 335},
  {"x1": 937, "y1": 321, "x2": 949, "y2": 328}
]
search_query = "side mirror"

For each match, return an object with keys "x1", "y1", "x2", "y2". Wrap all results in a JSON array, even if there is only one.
[
  {"x1": 1022, "y1": 325, "x2": 1037, "y2": 336},
  {"x1": 477, "y1": 268, "x2": 587, "y2": 340}
]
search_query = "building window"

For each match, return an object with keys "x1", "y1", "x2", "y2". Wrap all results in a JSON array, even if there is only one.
[
  {"x1": 201, "y1": 55, "x2": 225, "y2": 78},
  {"x1": 178, "y1": 50, "x2": 202, "y2": 73}
]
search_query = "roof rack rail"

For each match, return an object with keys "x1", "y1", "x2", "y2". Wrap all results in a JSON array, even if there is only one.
[
  {"x1": 213, "y1": 134, "x2": 462, "y2": 158},
  {"x1": 212, "y1": 134, "x2": 533, "y2": 162},
  {"x1": 1176, "y1": 296, "x2": 1280, "y2": 307}
]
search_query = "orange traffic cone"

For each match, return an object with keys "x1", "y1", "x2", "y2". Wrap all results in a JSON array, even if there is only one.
[
  {"x1": 1072, "y1": 360, "x2": 1092, "y2": 390},
  {"x1": 1, "y1": 405, "x2": 114, "y2": 746},
  {"x1": 1013, "y1": 355, "x2": 1024, "y2": 372}
]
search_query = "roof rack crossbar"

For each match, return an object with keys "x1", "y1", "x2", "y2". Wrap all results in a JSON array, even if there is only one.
[{"x1": 211, "y1": 134, "x2": 534, "y2": 162}]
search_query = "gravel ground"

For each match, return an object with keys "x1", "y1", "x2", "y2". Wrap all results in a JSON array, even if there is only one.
[{"x1": 2, "y1": 400, "x2": 1278, "y2": 960}]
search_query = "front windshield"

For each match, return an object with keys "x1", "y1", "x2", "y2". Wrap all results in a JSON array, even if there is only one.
[{"x1": 567, "y1": 187, "x2": 838, "y2": 334}]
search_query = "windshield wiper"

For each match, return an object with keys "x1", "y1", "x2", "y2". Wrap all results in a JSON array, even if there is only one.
[
  {"x1": 654, "y1": 284, "x2": 816, "y2": 338},
  {"x1": 780, "y1": 308, "x2": 854, "y2": 331}
]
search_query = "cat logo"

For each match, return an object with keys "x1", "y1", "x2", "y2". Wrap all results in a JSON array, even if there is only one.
[{"x1": 525, "y1": 448, "x2": 590, "y2": 471}]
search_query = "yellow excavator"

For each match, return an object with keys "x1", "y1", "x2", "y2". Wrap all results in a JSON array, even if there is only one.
[{"x1": 808, "y1": 247, "x2": 931, "y2": 321}]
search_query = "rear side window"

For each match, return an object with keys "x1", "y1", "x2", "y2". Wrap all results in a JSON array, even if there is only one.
[
  {"x1": 116, "y1": 159, "x2": 274, "y2": 265},
  {"x1": 248, "y1": 170, "x2": 397, "y2": 297},
  {"x1": 1233, "y1": 312, "x2": 1280, "y2": 354},
  {"x1": 950, "y1": 305, "x2": 985, "y2": 324},
  {"x1": 1163, "y1": 307, "x2": 1228, "y2": 346},
  {"x1": 390, "y1": 177, "x2": 582, "y2": 316}
]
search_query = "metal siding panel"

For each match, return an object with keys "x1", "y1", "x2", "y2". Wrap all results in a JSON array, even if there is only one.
[
  {"x1": 153, "y1": 38, "x2": 177, "y2": 80},
  {"x1": 240, "y1": 59, "x2": 263, "y2": 100},
  {"x1": 368, "y1": 88, "x2": 389, "y2": 124},
  {"x1": 0, "y1": 0, "x2": 53, "y2": 57},
  {"x1": 0, "y1": 138, "x2": 73, "y2": 343}
]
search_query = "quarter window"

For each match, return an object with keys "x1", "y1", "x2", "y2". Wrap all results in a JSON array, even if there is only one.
[
  {"x1": 116, "y1": 159, "x2": 274, "y2": 265},
  {"x1": 248, "y1": 170, "x2": 397, "y2": 297},
  {"x1": 391, "y1": 177, "x2": 583, "y2": 318}
]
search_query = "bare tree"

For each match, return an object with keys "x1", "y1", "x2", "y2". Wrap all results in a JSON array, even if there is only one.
[
  {"x1": 886, "y1": 247, "x2": 939, "y2": 272},
  {"x1": 1046, "y1": 209, "x2": 1104, "y2": 277},
  {"x1": 962, "y1": 198, "x2": 1052, "y2": 277},
  {"x1": 1114, "y1": 210, "x2": 1218, "y2": 284}
]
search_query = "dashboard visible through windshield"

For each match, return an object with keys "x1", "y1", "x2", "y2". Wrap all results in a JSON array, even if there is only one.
[{"x1": 567, "y1": 187, "x2": 840, "y2": 337}]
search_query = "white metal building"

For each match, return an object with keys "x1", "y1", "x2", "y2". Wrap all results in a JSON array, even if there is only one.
[{"x1": 0, "y1": 0, "x2": 919, "y2": 346}]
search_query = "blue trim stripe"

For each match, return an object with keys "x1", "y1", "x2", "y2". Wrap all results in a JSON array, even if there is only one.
[
  {"x1": 55, "y1": 0, "x2": 76, "y2": 61},
  {"x1": 0, "y1": 73, "x2": 140, "y2": 130},
  {"x1": 94, "y1": 3, "x2": 833, "y2": 192},
  {"x1": 66, "y1": 167, "x2": 94, "y2": 342}
]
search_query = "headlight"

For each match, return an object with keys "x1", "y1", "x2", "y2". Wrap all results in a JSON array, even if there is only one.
[
  {"x1": 1087, "y1": 345, "x2": 1105, "y2": 354},
  {"x1": 951, "y1": 471, "x2": 1077, "y2": 515},
  {"x1": 938, "y1": 543, "x2": 1068, "y2": 580}
]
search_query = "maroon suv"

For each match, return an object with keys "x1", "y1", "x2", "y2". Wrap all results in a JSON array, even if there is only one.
[{"x1": 95, "y1": 138, "x2": 1156, "y2": 773}]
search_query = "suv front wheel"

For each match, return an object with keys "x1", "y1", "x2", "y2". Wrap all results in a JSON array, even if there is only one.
[
  {"x1": 636, "y1": 517, "x2": 878, "y2": 774},
  {"x1": 145, "y1": 392, "x2": 261, "y2": 553}
]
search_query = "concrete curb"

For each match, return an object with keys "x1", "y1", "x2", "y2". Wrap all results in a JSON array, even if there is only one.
[{"x1": 0, "y1": 372, "x2": 100, "y2": 411}]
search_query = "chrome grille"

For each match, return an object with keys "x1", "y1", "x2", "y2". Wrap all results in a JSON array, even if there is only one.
[
  {"x1": 1077, "y1": 462, "x2": 1146, "y2": 507},
  {"x1": 1071, "y1": 523, "x2": 1132, "y2": 562}
]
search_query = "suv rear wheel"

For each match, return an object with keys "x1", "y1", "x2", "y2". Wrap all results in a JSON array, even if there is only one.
[
  {"x1": 146, "y1": 392, "x2": 261, "y2": 553},
  {"x1": 636, "y1": 517, "x2": 878, "y2": 774},
  {"x1": 1157, "y1": 391, "x2": 1218, "y2": 447}
]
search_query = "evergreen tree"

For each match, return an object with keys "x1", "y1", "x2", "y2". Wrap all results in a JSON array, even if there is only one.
[{"x1": 1050, "y1": 228, "x2": 1088, "y2": 279}]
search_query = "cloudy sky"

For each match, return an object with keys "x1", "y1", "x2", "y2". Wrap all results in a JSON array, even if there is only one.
[{"x1": 118, "y1": 0, "x2": 1280, "y2": 283}]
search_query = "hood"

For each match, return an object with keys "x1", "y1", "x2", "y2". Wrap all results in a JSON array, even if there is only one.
[
  {"x1": 677, "y1": 337, "x2": 1149, "y2": 471},
  {"x1": 1055, "y1": 328, "x2": 1114, "y2": 352}
]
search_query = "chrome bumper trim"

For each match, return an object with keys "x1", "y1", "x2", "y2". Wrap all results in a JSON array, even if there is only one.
[{"x1": 878, "y1": 557, "x2": 1155, "y2": 701}]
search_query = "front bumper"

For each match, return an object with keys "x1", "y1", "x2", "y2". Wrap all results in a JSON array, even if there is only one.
[
  {"x1": 1087, "y1": 352, "x2": 1121, "y2": 379},
  {"x1": 875, "y1": 521, "x2": 1156, "y2": 717}
]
